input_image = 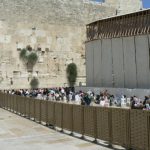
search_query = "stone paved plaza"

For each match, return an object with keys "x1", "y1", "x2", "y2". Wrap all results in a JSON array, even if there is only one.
[{"x1": 0, "y1": 108, "x2": 125, "y2": 150}]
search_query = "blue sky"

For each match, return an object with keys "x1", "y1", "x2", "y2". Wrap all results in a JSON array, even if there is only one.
[
  {"x1": 95, "y1": 0, "x2": 150, "y2": 8},
  {"x1": 143, "y1": 0, "x2": 150, "y2": 8}
]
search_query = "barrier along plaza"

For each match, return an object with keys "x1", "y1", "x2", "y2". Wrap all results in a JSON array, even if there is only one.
[{"x1": 0, "y1": 92, "x2": 150, "y2": 150}]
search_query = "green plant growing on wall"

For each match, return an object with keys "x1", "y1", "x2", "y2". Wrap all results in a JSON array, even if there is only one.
[
  {"x1": 19, "y1": 46, "x2": 38, "y2": 71},
  {"x1": 27, "y1": 52, "x2": 38, "y2": 68},
  {"x1": 30, "y1": 77, "x2": 39, "y2": 89},
  {"x1": 19, "y1": 48, "x2": 27, "y2": 62},
  {"x1": 66, "y1": 63, "x2": 77, "y2": 87}
]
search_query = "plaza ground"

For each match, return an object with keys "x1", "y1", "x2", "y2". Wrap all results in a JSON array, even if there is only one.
[{"x1": 0, "y1": 108, "x2": 125, "y2": 150}]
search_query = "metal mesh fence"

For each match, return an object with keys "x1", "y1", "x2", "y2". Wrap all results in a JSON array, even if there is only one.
[
  {"x1": 41, "y1": 100, "x2": 47, "y2": 123},
  {"x1": 47, "y1": 101, "x2": 55, "y2": 126},
  {"x1": 62, "y1": 104, "x2": 73, "y2": 131},
  {"x1": 72, "y1": 105, "x2": 84, "y2": 134},
  {"x1": 0, "y1": 92, "x2": 150, "y2": 150},
  {"x1": 35, "y1": 99, "x2": 41, "y2": 122}
]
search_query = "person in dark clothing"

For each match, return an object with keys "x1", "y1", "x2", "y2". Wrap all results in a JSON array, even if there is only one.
[
  {"x1": 65, "y1": 87, "x2": 70, "y2": 101},
  {"x1": 131, "y1": 97, "x2": 135, "y2": 109},
  {"x1": 109, "y1": 95, "x2": 114, "y2": 106},
  {"x1": 83, "y1": 94, "x2": 91, "y2": 106},
  {"x1": 95, "y1": 95, "x2": 100, "y2": 104},
  {"x1": 143, "y1": 96, "x2": 149, "y2": 108}
]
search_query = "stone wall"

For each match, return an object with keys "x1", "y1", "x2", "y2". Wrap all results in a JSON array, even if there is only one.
[
  {"x1": 105, "y1": 0, "x2": 143, "y2": 14},
  {"x1": 0, "y1": 0, "x2": 142, "y2": 89}
]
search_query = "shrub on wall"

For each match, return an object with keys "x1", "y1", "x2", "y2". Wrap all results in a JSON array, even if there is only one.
[
  {"x1": 66, "y1": 63, "x2": 77, "y2": 87},
  {"x1": 30, "y1": 77, "x2": 39, "y2": 89},
  {"x1": 19, "y1": 48, "x2": 27, "y2": 61},
  {"x1": 27, "y1": 52, "x2": 38, "y2": 67},
  {"x1": 19, "y1": 46, "x2": 38, "y2": 71}
]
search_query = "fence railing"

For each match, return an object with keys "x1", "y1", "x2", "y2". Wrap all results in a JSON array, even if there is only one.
[
  {"x1": 86, "y1": 9, "x2": 150, "y2": 41},
  {"x1": 0, "y1": 92, "x2": 150, "y2": 150}
]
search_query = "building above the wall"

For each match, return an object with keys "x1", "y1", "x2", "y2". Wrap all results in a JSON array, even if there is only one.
[{"x1": 86, "y1": 9, "x2": 150, "y2": 89}]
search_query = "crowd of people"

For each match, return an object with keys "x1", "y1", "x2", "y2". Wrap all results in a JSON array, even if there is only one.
[{"x1": 2, "y1": 88, "x2": 150, "y2": 110}]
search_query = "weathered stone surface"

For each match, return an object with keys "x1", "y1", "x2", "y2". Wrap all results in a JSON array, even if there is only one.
[{"x1": 0, "y1": 0, "x2": 142, "y2": 89}]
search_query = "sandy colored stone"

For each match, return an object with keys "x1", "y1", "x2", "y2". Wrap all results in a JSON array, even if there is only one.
[
  {"x1": 9, "y1": 128, "x2": 24, "y2": 136},
  {"x1": 46, "y1": 138, "x2": 72, "y2": 144},
  {"x1": 76, "y1": 142, "x2": 94, "y2": 148},
  {"x1": 0, "y1": 0, "x2": 142, "y2": 89}
]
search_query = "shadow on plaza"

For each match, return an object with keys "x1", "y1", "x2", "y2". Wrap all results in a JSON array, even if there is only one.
[
  {"x1": 5, "y1": 108, "x2": 126, "y2": 150},
  {"x1": 45, "y1": 124, "x2": 125, "y2": 150}
]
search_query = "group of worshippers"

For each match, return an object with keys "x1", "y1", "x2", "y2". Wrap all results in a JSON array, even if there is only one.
[
  {"x1": 2, "y1": 88, "x2": 150, "y2": 109},
  {"x1": 130, "y1": 96, "x2": 150, "y2": 110}
]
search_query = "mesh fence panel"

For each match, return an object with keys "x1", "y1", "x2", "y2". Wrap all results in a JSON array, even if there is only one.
[
  {"x1": 35, "y1": 99, "x2": 41, "y2": 122},
  {"x1": 111, "y1": 108, "x2": 130, "y2": 147},
  {"x1": 55, "y1": 103, "x2": 63, "y2": 128},
  {"x1": 25, "y1": 97, "x2": 30, "y2": 117},
  {"x1": 47, "y1": 101, "x2": 55, "y2": 126},
  {"x1": 96, "y1": 107, "x2": 110, "y2": 141},
  {"x1": 4, "y1": 94, "x2": 7, "y2": 109},
  {"x1": 72, "y1": 105, "x2": 84, "y2": 134},
  {"x1": 62, "y1": 104, "x2": 73, "y2": 131},
  {"x1": 84, "y1": 106, "x2": 96, "y2": 138},
  {"x1": 41, "y1": 100, "x2": 47, "y2": 123},
  {"x1": 13, "y1": 95, "x2": 18, "y2": 113},
  {"x1": 17, "y1": 96, "x2": 22, "y2": 114},
  {"x1": 130, "y1": 109, "x2": 149, "y2": 150},
  {"x1": 10, "y1": 95, "x2": 14, "y2": 111},
  {"x1": 7, "y1": 94, "x2": 11, "y2": 110},
  {"x1": 29, "y1": 98, "x2": 35, "y2": 119},
  {"x1": 20, "y1": 97, "x2": 26, "y2": 115}
]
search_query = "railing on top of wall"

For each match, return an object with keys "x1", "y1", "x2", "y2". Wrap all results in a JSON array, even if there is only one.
[
  {"x1": 86, "y1": 9, "x2": 150, "y2": 42},
  {"x1": 0, "y1": 92, "x2": 150, "y2": 150}
]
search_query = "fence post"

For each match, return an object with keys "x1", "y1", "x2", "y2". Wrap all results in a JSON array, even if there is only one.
[
  {"x1": 33, "y1": 99, "x2": 35, "y2": 121},
  {"x1": 12, "y1": 94, "x2": 14, "y2": 113},
  {"x1": 61, "y1": 103, "x2": 63, "y2": 132},
  {"x1": 4, "y1": 94, "x2": 6, "y2": 109},
  {"x1": 46, "y1": 101, "x2": 48, "y2": 126},
  {"x1": 22, "y1": 97, "x2": 27, "y2": 117},
  {"x1": 108, "y1": 108, "x2": 112, "y2": 147},
  {"x1": 70, "y1": 104, "x2": 73, "y2": 135},
  {"x1": 81, "y1": 106, "x2": 84, "y2": 139},
  {"x1": 127, "y1": 109, "x2": 131, "y2": 149},
  {"x1": 53, "y1": 102, "x2": 55, "y2": 128},
  {"x1": 14, "y1": 95, "x2": 16, "y2": 113},
  {"x1": 27, "y1": 98, "x2": 30, "y2": 119},
  {"x1": 39, "y1": 100, "x2": 41, "y2": 123},
  {"x1": 16, "y1": 95, "x2": 18, "y2": 114},
  {"x1": 94, "y1": 107, "x2": 97, "y2": 143},
  {"x1": 0, "y1": 92, "x2": 2, "y2": 108}
]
